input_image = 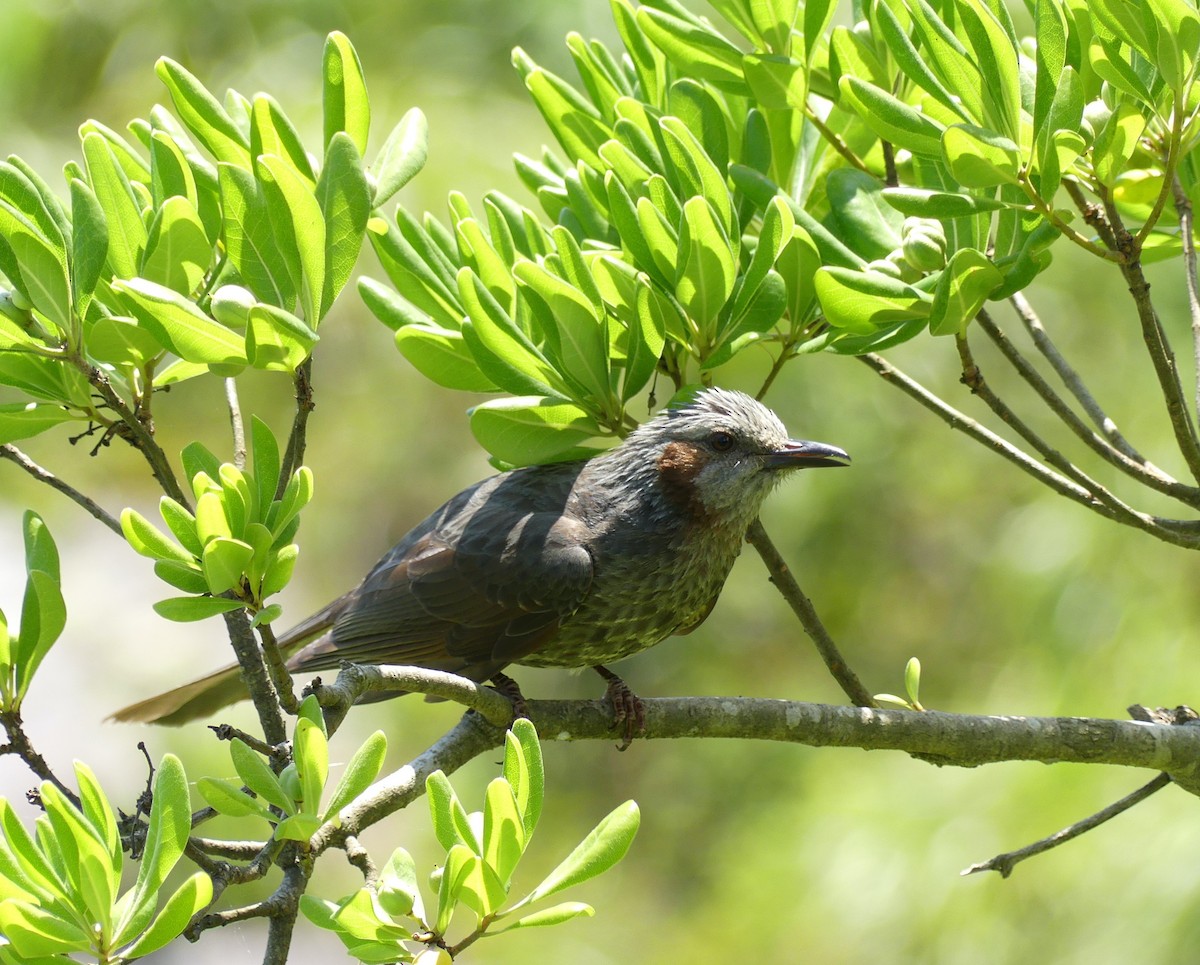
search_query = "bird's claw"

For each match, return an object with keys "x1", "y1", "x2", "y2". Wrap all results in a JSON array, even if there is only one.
[
  {"x1": 595, "y1": 666, "x2": 646, "y2": 751},
  {"x1": 489, "y1": 672, "x2": 531, "y2": 723}
]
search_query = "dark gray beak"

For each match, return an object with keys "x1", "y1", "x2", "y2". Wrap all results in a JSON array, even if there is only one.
[{"x1": 764, "y1": 439, "x2": 851, "y2": 470}]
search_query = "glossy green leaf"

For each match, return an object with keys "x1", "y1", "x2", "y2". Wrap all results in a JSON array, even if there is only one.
[
  {"x1": 427, "y1": 770, "x2": 480, "y2": 853},
  {"x1": 16, "y1": 569, "x2": 65, "y2": 699},
  {"x1": 140, "y1": 195, "x2": 212, "y2": 295},
  {"x1": 372, "y1": 107, "x2": 428, "y2": 209},
  {"x1": 246, "y1": 303, "x2": 319, "y2": 372},
  {"x1": 622, "y1": 272, "x2": 667, "y2": 399},
  {"x1": 201, "y1": 535, "x2": 252, "y2": 595},
  {"x1": 121, "y1": 508, "x2": 190, "y2": 563},
  {"x1": 504, "y1": 718, "x2": 545, "y2": 840},
  {"x1": 87, "y1": 315, "x2": 165, "y2": 368},
  {"x1": 518, "y1": 57, "x2": 611, "y2": 170},
  {"x1": 659, "y1": 116, "x2": 733, "y2": 232},
  {"x1": 483, "y1": 777, "x2": 526, "y2": 887},
  {"x1": 114, "y1": 277, "x2": 247, "y2": 366},
  {"x1": 218, "y1": 163, "x2": 297, "y2": 308},
  {"x1": 230, "y1": 739, "x2": 294, "y2": 812},
  {"x1": 1093, "y1": 102, "x2": 1148, "y2": 186},
  {"x1": 0, "y1": 403, "x2": 77, "y2": 444},
  {"x1": 881, "y1": 186, "x2": 1011, "y2": 219},
  {"x1": 514, "y1": 260, "x2": 611, "y2": 402},
  {"x1": 155, "y1": 58, "x2": 251, "y2": 168},
  {"x1": 318, "y1": 132, "x2": 372, "y2": 317},
  {"x1": 249, "y1": 94, "x2": 313, "y2": 184},
  {"x1": 152, "y1": 559, "x2": 207, "y2": 594},
  {"x1": 152, "y1": 596, "x2": 246, "y2": 622},
  {"x1": 814, "y1": 267, "x2": 932, "y2": 333},
  {"x1": 68, "y1": 178, "x2": 107, "y2": 315},
  {"x1": 196, "y1": 777, "x2": 274, "y2": 819},
  {"x1": 495, "y1": 901, "x2": 595, "y2": 933},
  {"x1": 294, "y1": 716, "x2": 329, "y2": 816},
  {"x1": 0, "y1": 899, "x2": 90, "y2": 957},
  {"x1": 637, "y1": 7, "x2": 749, "y2": 93},
  {"x1": 377, "y1": 846, "x2": 423, "y2": 921},
  {"x1": 941, "y1": 124, "x2": 1020, "y2": 188},
  {"x1": 838, "y1": 76, "x2": 946, "y2": 156},
  {"x1": 675, "y1": 196, "x2": 736, "y2": 331},
  {"x1": 524, "y1": 800, "x2": 640, "y2": 904},
  {"x1": 743, "y1": 53, "x2": 806, "y2": 109},
  {"x1": 458, "y1": 269, "x2": 562, "y2": 397},
  {"x1": 323, "y1": 31, "x2": 370, "y2": 154},
  {"x1": 323, "y1": 730, "x2": 388, "y2": 823},
  {"x1": 957, "y1": 0, "x2": 1021, "y2": 139},
  {"x1": 257, "y1": 153, "x2": 326, "y2": 325},
  {"x1": 469, "y1": 396, "x2": 602, "y2": 467},
  {"x1": 121, "y1": 871, "x2": 213, "y2": 960},
  {"x1": 826, "y1": 169, "x2": 903, "y2": 262},
  {"x1": 927, "y1": 247, "x2": 1004, "y2": 336}
]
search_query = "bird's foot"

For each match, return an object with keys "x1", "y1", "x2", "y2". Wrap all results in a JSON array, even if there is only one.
[
  {"x1": 489, "y1": 672, "x2": 531, "y2": 724},
  {"x1": 594, "y1": 665, "x2": 646, "y2": 751}
]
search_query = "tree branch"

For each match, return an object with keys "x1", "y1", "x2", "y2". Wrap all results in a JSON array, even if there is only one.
[
  {"x1": 1173, "y1": 173, "x2": 1200, "y2": 424},
  {"x1": 309, "y1": 694, "x2": 1200, "y2": 856},
  {"x1": 277, "y1": 358, "x2": 315, "y2": 500},
  {"x1": 0, "y1": 444, "x2": 123, "y2": 535},
  {"x1": 962, "y1": 772, "x2": 1172, "y2": 878},
  {"x1": 744, "y1": 518, "x2": 875, "y2": 707}
]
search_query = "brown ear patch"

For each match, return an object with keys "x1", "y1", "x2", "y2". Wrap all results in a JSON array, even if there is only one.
[{"x1": 656, "y1": 441, "x2": 709, "y2": 516}]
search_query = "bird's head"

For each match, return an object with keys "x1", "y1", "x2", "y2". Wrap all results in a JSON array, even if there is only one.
[{"x1": 621, "y1": 387, "x2": 850, "y2": 527}]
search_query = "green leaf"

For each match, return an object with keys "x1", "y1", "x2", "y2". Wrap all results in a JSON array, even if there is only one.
[
  {"x1": 1093, "y1": 102, "x2": 1147, "y2": 186},
  {"x1": 195, "y1": 777, "x2": 274, "y2": 819},
  {"x1": 637, "y1": 8, "x2": 749, "y2": 93},
  {"x1": 0, "y1": 403, "x2": 77, "y2": 444},
  {"x1": 121, "y1": 508, "x2": 191, "y2": 563},
  {"x1": 294, "y1": 716, "x2": 329, "y2": 816},
  {"x1": 140, "y1": 195, "x2": 212, "y2": 295},
  {"x1": 426, "y1": 770, "x2": 481, "y2": 854},
  {"x1": 524, "y1": 800, "x2": 640, "y2": 904},
  {"x1": 675, "y1": 196, "x2": 736, "y2": 332},
  {"x1": 87, "y1": 315, "x2": 165, "y2": 368},
  {"x1": 152, "y1": 596, "x2": 246, "y2": 622},
  {"x1": 493, "y1": 901, "x2": 594, "y2": 933},
  {"x1": 201, "y1": 536, "x2": 253, "y2": 595},
  {"x1": 504, "y1": 718, "x2": 544, "y2": 840},
  {"x1": 153, "y1": 559, "x2": 208, "y2": 594},
  {"x1": 155, "y1": 58, "x2": 252, "y2": 168},
  {"x1": 927, "y1": 247, "x2": 1004, "y2": 336},
  {"x1": 114, "y1": 277, "x2": 247, "y2": 366},
  {"x1": 483, "y1": 778, "x2": 526, "y2": 887},
  {"x1": 275, "y1": 812, "x2": 324, "y2": 842},
  {"x1": 518, "y1": 58, "x2": 612, "y2": 170},
  {"x1": 323, "y1": 730, "x2": 388, "y2": 822},
  {"x1": 514, "y1": 260, "x2": 611, "y2": 403},
  {"x1": 77, "y1": 131, "x2": 148, "y2": 276},
  {"x1": 317, "y1": 132, "x2": 372, "y2": 317},
  {"x1": 470, "y1": 396, "x2": 603, "y2": 466},
  {"x1": 116, "y1": 754, "x2": 191, "y2": 943},
  {"x1": 941, "y1": 124, "x2": 1021, "y2": 188},
  {"x1": 881, "y1": 187, "x2": 1011, "y2": 219},
  {"x1": 378, "y1": 846, "x2": 423, "y2": 921},
  {"x1": 742, "y1": 53, "x2": 806, "y2": 109},
  {"x1": 246, "y1": 303, "x2": 319, "y2": 372},
  {"x1": 68, "y1": 178, "x2": 107, "y2": 315},
  {"x1": 825, "y1": 169, "x2": 903, "y2": 262},
  {"x1": 323, "y1": 31, "x2": 370, "y2": 155},
  {"x1": 16, "y1": 567, "x2": 65, "y2": 699},
  {"x1": 814, "y1": 267, "x2": 932, "y2": 333},
  {"x1": 837, "y1": 76, "x2": 946, "y2": 156},
  {"x1": 121, "y1": 871, "x2": 213, "y2": 959},
  {"x1": 957, "y1": 0, "x2": 1021, "y2": 139},
  {"x1": 372, "y1": 107, "x2": 429, "y2": 209},
  {"x1": 0, "y1": 899, "x2": 90, "y2": 957},
  {"x1": 257, "y1": 153, "x2": 326, "y2": 325},
  {"x1": 250, "y1": 94, "x2": 315, "y2": 184},
  {"x1": 230, "y1": 739, "x2": 294, "y2": 812},
  {"x1": 218, "y1": 163, "x2": 297, "y2": 308},
  {"x1": 434, "y1": 844, "x2": 476, "y2": 934}
]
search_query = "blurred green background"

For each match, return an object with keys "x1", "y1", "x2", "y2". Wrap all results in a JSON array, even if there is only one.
[{"x1": 3, "y1": 2, "x2": 1200, "y2": 962}]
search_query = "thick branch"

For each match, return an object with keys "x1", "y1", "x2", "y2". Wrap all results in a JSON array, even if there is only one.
[{"x1": 309, "y1": 696, "x2": 1200, "y2": 855}]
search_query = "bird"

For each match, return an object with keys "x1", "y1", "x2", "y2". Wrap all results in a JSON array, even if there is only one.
[{"x1": 111, "y1": 388, "x2": 849, "y2": 743}]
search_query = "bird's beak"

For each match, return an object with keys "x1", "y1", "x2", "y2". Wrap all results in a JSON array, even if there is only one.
[{"x1": 764, "y1": 439, "x2": 851, "y2": 470}]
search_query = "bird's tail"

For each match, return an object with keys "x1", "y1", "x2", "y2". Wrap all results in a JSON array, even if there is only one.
[{"x1": 108, "y1": 600, "x2": 342, "y2": 725}]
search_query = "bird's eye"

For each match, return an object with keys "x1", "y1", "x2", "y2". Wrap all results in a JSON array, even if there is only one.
[{"x1": 709, "y1": 430, "x2": 735, "y2": 452}]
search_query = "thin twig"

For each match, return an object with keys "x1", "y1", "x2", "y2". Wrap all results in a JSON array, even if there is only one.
[
  {"x1": 1008, "y1": 291, "x2": 1145, "y2": 460},
  {"x1": 0, "y1": 709, "x2": 78, "y2": 804},
  {"x1": 955, "y1": 331, "x2": 1176, "y2": 534},
  {"x1": 858, "y1": 353, "x2": 1200, "y2": 547},
  {"x1": 0, "y1": 445, "x2": 123, "y2": 535},
  {"x1": 258, "y1": 622, "x2": 299, "y2": 716},
  {"x1": 803, "y1": 104, "x2": 872, "y2": 174},
  {"x1": 975, "y1": 310, "x2": 1200, "y2": 507},
  {"x1": 745, "y1": 518, "x2": 876, "y2": 707},
  {"x1": 1173, "y1": 174, "x2": 1200, "y2": 424},
  {"x1": 343, "y1": 835, "x2": 378, "y2": 885},
  {"x1": 221, "y1": 609, "x2": 288, "y2": 748},
  {"x1": 961, "y1": 773, "x2": 1171, "y2": 878},
  {"x1": 224, "y1": 377, "x2": 246, "y2": 470}
]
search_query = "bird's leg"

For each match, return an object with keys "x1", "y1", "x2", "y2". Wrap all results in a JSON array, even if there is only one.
[
  {"x1": 489, "y1": 672, "x2": 531, "y2": 723},
  {"x1": 593, "y1": 665, "x2": 646, "y2": 751}
]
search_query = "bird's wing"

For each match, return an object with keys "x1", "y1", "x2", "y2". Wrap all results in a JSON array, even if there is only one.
[{"x1": 289, "y1": 511, "x2": 594, "y2": 680}]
